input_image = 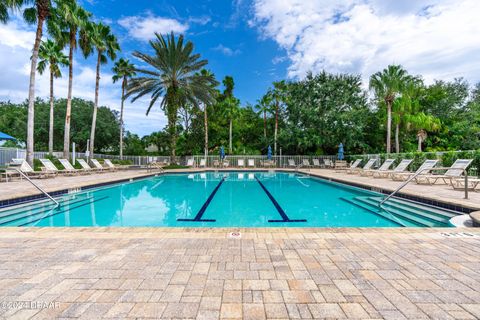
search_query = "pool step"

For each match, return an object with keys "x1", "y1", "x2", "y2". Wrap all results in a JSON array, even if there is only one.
[
  {"x1": 342, "y1": 196, "x2": 457, "y2": 227},
  {"x1": 0, "y1": 194, "x2": 97, "y2": 226}
]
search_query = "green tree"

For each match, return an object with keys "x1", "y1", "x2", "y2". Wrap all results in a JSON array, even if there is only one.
[
  {"x1": 126, "y1": 32, "x2": 216, "y2": 162},
  {"x1": 82, "y1": 22, "x2": 120, "y2": 156},
  {"x1": 271, "y1": 80, "x2": 287, "y2": 155},
  {"x1": 112, "y1": 58, "x2": 136, "y2": 159},
  {"x1": 0, "y1": 0, "x2": 24, "y2": 24},
  {"x1": 255, "y1": 95, "x2": 272, "y2": 140},
  {"x1": 50, "y1": 0, "x2": 91, "y2": 158},
  {"x1": 37, "y1": 39, "x2": 69, "y2": 155},
  {"x1": 221, "y1": 96, "x2": 240, "y2": 154},
  {"x1": 369, "y1": 65, "x2": 409, "y2": 153}
]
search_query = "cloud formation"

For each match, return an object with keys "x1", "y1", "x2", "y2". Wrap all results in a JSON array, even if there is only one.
[
  {"x1": 250, "y1": 0, "x2": 480, "y2": 84},
  {"x1": 212, "y1": 44, "x2": 241, "y2": 56},
  {"x1": 118, "y1": 15, "x2": 188, "y2": 41}
]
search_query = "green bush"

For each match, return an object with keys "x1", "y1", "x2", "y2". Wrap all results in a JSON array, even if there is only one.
[{"x1": 110, "y1": 159, "x2": 133, "y2": 165}]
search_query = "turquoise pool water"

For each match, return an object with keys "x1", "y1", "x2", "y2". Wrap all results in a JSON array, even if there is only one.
[{"x1": 0, "y1": 172, "x2": 455, "y2": 227}]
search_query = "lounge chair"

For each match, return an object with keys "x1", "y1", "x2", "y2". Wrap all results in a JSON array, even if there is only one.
[
  {"x1": 301, "y1": 159, "x2": 311, "y2": 168},
  {"x1": 91, "y1": 159, "x2": 109, "y2": 172},
  {"x1": 186, "y1": 158, "x2": 195, "y2": 167},
  {"x1": 391, "y1": 159, "x2": 438, "y2": 181},
  {"x1": 12, "y1": 158, "x2": 55, "y2": 179},
  {"x1": 324, "y1": 159, "x2": 334, "y2": 168},
  {"x1": 415, "y1": 159, "x2": 473, "y2": 185},
  {"x1": 222, "y1": 159, "x2": 230, "y2": 168},
  {"x1": 373, "y1": 159, "x2": 412, "y2": 179},
  {"x1": 237, "y1": 159, "x2": 245, "y2": 168},
  {"x1": 77, "y1": 159, "x2": 100, "y2": 173},
  {"x1": 248, "y1": 159, "x2": 255, "y2": 168},
  {"x1": 336, "y1": 159, "x2": 361, "y2": 172},
  {"x1": 213, "y1": 159, "x2": 220, "y2": 168},
  {"x1": 39, "y1": 158, "x2": 77, "y2": 176},
  {"x1": 288, "y1": 159, "x2": 296, "y2": 168},
  {"x1": 360, "y1": 159, "x2": 395, "y2": 177},
  {"x1": 312, "y1": 159, "x2": 322, "y2": 167},
  {"x1": 347, "y1": 159, "x2": 376, "y2": 174},
  {"x1": 59, "y1": 158, "x2": 89, "y2": 175},
  {"x1": 450, "y1": 177, "x2": 480, "y2": 191},
  {"x1": 262, "y1": 159, "x2": 275, "y2": 167},
  {"x1": 104, "y1": 159, "x2": 122, "y2": 171},
  {"x1": 199, "y1": 159, "x2": 206, "y2": 168}
]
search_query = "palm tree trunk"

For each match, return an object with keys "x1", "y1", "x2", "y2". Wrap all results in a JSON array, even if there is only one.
[
  {"x1": 418, "y1": 134, "x2": 422, "y2": 152},
  {"x1": 26, "y1": 17, "x2": 45, "y2": 165},
  {"x1": 48, "y1": 69, "x2": 54, "y2": 155},
  {"x1": 89, "y1": 52, "x2": 101, "y2": 159},
  {"x1": 63, "y1": 32, "x2": 75, "y2": 159},
  {"x1": 386, "y1": 102, "x2": 392, "y2": 154},
  {"x1": 263, "y1": 111, "x2": 266, "y2": 139},
  {"x1": 395, "y1": 123, "x2": 400, "y2": 153},
  {"x1": 204, "y1": 103, "x2": 208, "y2": 157},
  {"x1": 119, "y1": 78, "x2": 125, "y2": 159},
  {"x1": 274, "y1": 100, "x2": 278, "y2": 155},
  {"x1": 229, "y1": 118, "x2": 233, "y2": 154}
]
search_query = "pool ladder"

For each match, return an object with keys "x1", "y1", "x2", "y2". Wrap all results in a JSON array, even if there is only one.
[{"x1": 12, "y1": 167, "x2": 59, "y2": 208}]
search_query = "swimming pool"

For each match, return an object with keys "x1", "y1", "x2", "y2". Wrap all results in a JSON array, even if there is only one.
[{"x1": 0, "y1": 172, "x2": 458, "y2": 227}]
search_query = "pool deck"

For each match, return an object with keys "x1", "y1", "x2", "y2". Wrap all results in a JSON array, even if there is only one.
[{"x1": 0, "y1": 227, "x2": 480, "y2": 319}]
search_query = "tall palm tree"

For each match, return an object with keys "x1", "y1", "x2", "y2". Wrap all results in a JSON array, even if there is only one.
[
  {"x1": 271, "y1": 80, "x2": 287, "y2": 155},
  {"x1": 126, "y1": 32, "x2": 216, "y2": 162},
  {"x1": 37, "y1": 39, "x2": 69, "y2": 155},
  {"x1": 49, "y1": 0, "x2": 91, "y2": 158},
  {"x1": 197, "y1": 69, "x2": 218, "y2": 158},
  {"x1": 5, "y1": 0, "x2": 53, "y2": 165},
  {"x1": 112, "y1": 58, "x2": 136, "y2": 159},
  {"x1": 256, "y1": 95, "x2": 271, "y2": 139},
  {"x1": 369, "y1": 65, "x2": 409, "y2": 154},
  {"x1": 222, "y1": 96, "x2": 240, "y2": 154},
  {"x1": 82, "y1": 22, "x2": 120, "y2": 157}
]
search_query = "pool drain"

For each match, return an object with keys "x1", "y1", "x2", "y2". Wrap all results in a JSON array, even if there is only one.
[
  {"x1": 227, "y1": 232, "x2": 241, "y2": 239},
  {"x1": 440, "y1": 232, "x2": 479, "y2": 238}
]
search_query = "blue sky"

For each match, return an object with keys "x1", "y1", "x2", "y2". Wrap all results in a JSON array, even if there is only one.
[{"x1": 1, "y1": 0, "x2": 480, "y2": 137}]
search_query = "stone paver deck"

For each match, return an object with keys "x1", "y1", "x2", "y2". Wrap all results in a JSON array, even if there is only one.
[{"x1": 0, "y1": 228, "x2": 479, "y2": 319}]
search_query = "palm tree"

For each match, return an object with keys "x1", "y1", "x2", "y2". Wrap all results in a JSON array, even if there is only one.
[
  {"x1": 37, "y1": 39, "x2": 69, "y2": 155},
  {"x1": 126, "y1": 32, "x2": 216, "y2": 162},
  {"x1": 197, "y1": 69, "x2": 218, "y2": 158},
  {"x1": 222, "y1": 96, "x2": 240, "y2": 154},
  {"x1": 4, "y1": 0, "x2": 53, "y2": 165},
  {"x1": 271, "y1": 80, "x2": 287, "y2": 155},
  {"x1": 256, "y1": 95, "x2": 271, "y2": 139},
  {"x1": 82, "y1": 22, "x2": 120, "y2": 157},
  {"x1": 49, "y1": 0, "x2": 91, "y2": 158},
  {"x1": 112, "y1": 58, "x2": 136, "y2": 159},
  {"x1": 369, "y1": 65, "x2": 409, "y2": 153}
]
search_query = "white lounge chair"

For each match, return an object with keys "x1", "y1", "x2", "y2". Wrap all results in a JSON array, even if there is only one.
[
  {"x1": 91, "y1": 159, "x2": 109, "y2": 172},
  {"x1": 336, "y1": 159, "x2": 361, "y2": 172},
  {"x1": 186, "y1": 158, "x2": 195, "y2": 167},
  {"x1": 104, "y1": 159, "x2": 122, "y2": 171},
  {"x1": 347, "y1": 159, "x2": 376, "y2": 174},
  {"x1": 301, "y1": 159, "x2": 311, "y2": 168},
  {"x1": 237, "y1": 159, "x2": 245, "y2": 168},
  {"x1": 248, "y1": 159, "x2": 255, "y2": 168},
  {"x1": 77, "y1": 159, "x2": 100, "y2": 173},
  {"x1": 373, "y1": 159, "x2": 412, "y2": 179},
  {"x1": 59, "y1": 158, "x2": 89, "y2": 175},
  {"x1": 12, "y1": 158, "x2": 55, "y2": 179},
  {"x1": 199, "y1": 159, "x2": 206, "y2": 168},
  {"x1": 312, "y1": 159, "x2": 322, "y2": 167},
  {"x1": 288, "y1": 159, "x2": 296, "y2": 168},
  {"x1": 391, "y1": 159, "x2": 438, "y2": 181},
  {"x1": 222, "y1": 159, "x2": 230, "y2": 168},
  {"x1": 415, "y1": 159, "x2": 473, "y2": 185},
  {"x1": 39, "y1": 158, "x2": 77, "y2": 175},
  {"x1": 324, "y1": 159, "x2": 334, "y2": 168},
  {"x1": 360, "y1": 159, "x2": 395, "y2": 176}
]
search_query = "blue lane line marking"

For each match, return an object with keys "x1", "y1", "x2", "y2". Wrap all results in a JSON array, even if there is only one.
[
  {"x1": 177, "y1": 177, "x2": 225, "y2": 222},
  {"x1": 254, "y1": 176, "x2": 307, "y2": 223}
]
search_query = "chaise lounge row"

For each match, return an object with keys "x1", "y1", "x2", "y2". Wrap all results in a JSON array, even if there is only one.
[
  {"x1": 340, "y1": 157, "x2": 478, "y2": 191},
  {"x1": 185, "y1": 158, "x2": 337, "y2": 169}
]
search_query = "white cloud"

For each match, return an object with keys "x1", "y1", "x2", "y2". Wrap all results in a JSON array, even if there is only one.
[
  {"x1": 118, "y1": 15, "x2": 188, "y2": 41},
  {"x1": 212, "y1": 44, "x2": 241, "y2": 56},
  {"x1": 250, "y1": 0, "x2": 480, "y2": 85},
  {"x1": 0, "y1": 19, "x2": 166, "y2": 137},
  {"x1": 188, "y1": 15, "x2": 211, "y2": 26}
]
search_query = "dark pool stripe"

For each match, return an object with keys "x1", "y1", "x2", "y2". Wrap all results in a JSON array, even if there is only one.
[
  {"x1": 177, "y1": 177, "x2": 225, "y2": 222},
  {"x1": 254, "y1": 176, "x2": 306, "y2": 223}
]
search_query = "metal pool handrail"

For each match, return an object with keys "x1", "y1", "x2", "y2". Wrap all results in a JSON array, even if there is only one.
[
  {"x1": 380, "y1": 167, "x2": 469, "y2": 209},
  {"x1": 12, "y1": 168, "x2": 60, "y2": 208}
]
